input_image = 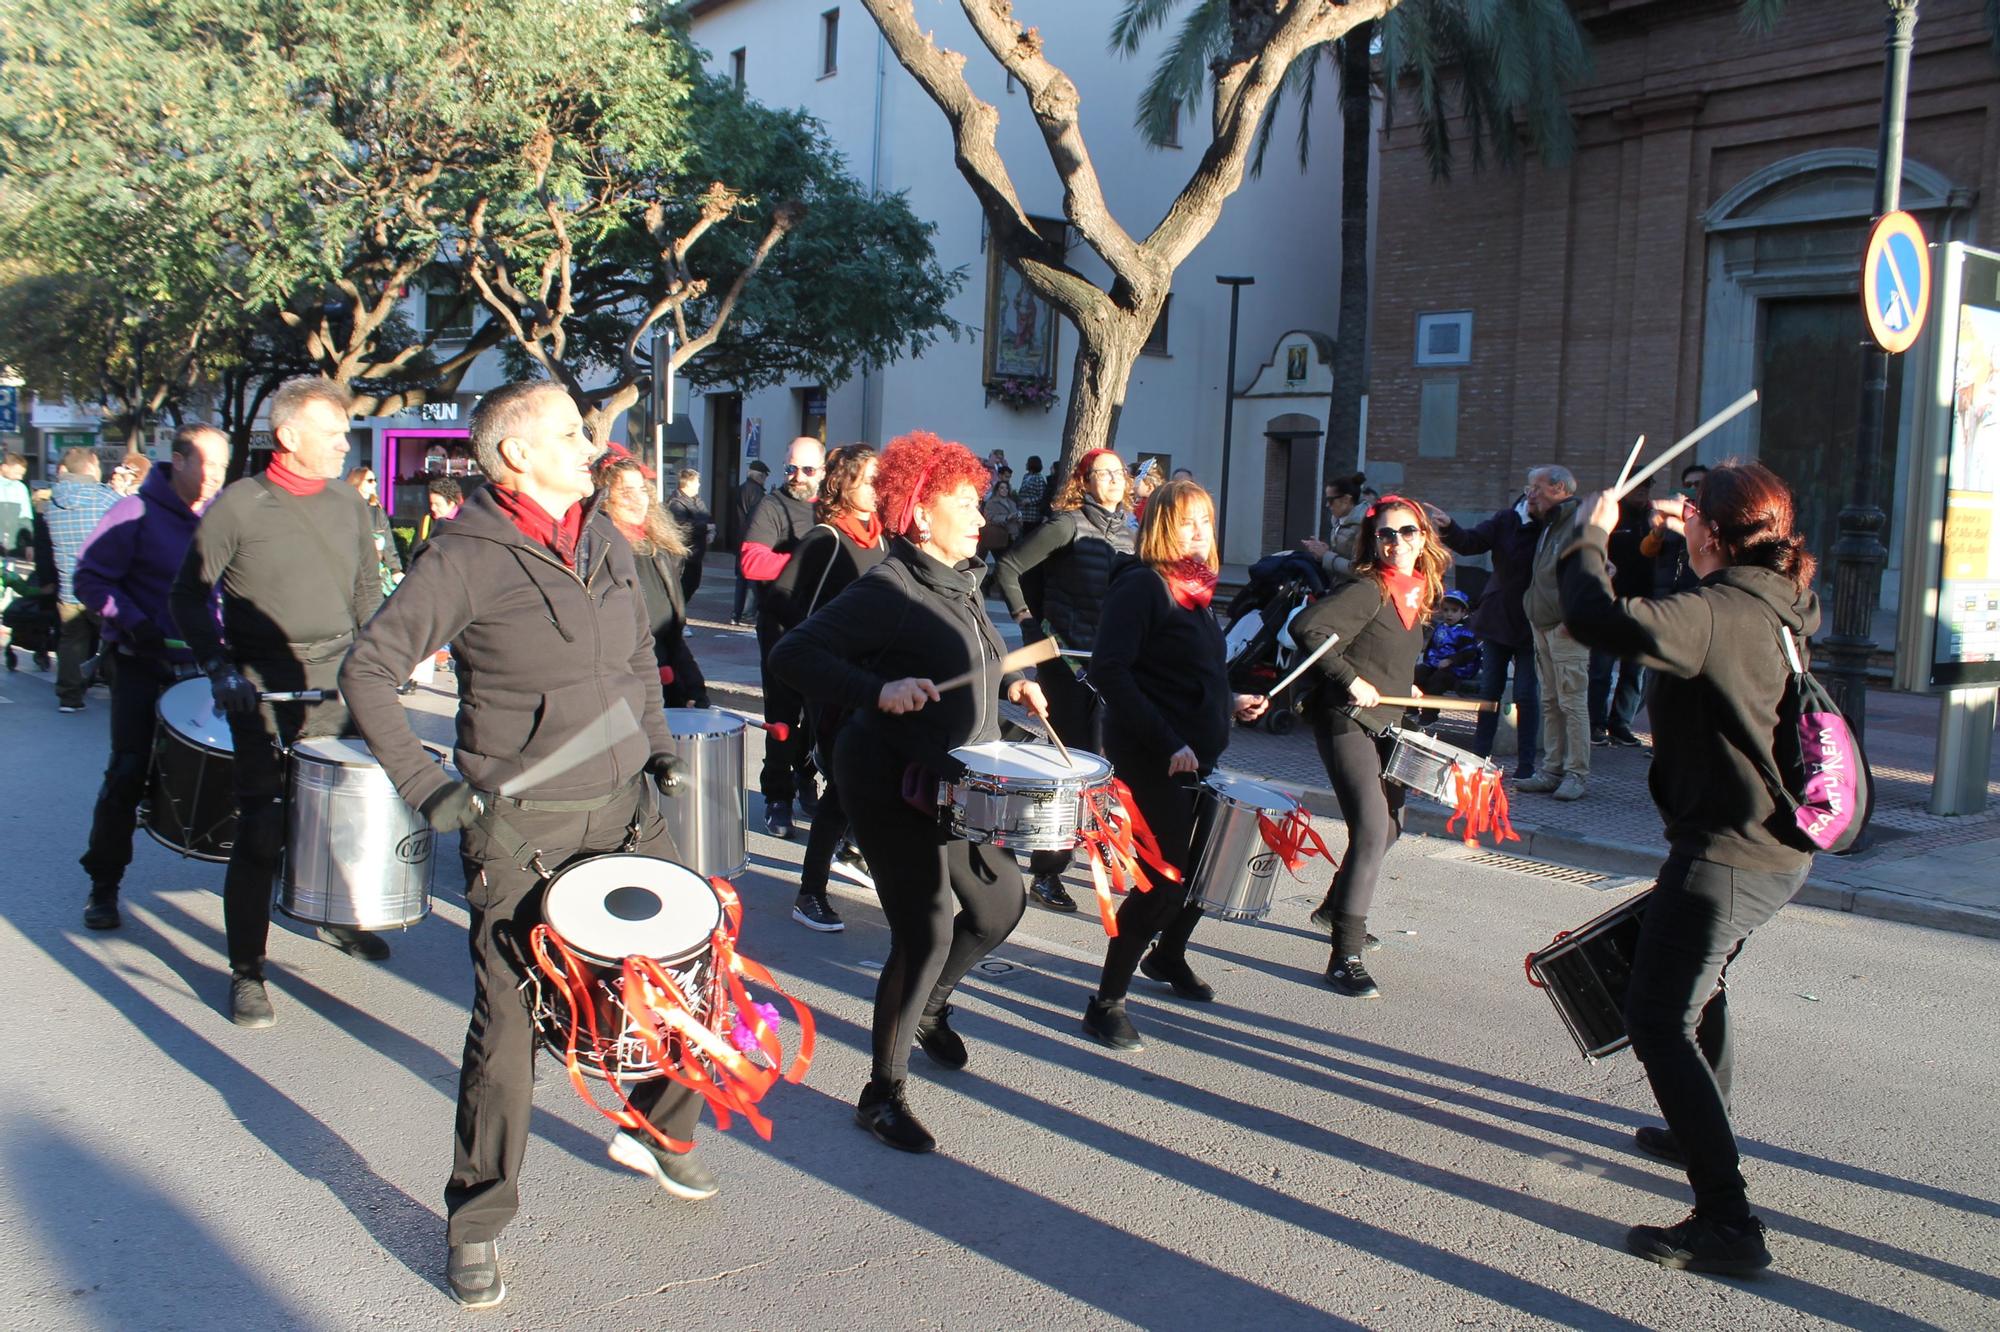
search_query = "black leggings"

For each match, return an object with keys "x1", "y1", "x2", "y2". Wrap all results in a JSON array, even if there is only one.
[
  {"x1": 1314, "y1": 723, "x2": 1405, "y2": 958},
  {"x1": 1095, "y1": 751, "x2": 1203, "y2": 1002},
  {"x1": 840, "y1": 755, "x2": 1025, "y2": 1088},
  {"x1": 798, "y1": 775, "x2": 850, "y2": 898}
]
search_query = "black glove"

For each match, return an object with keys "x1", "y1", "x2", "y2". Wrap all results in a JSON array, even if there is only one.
[
  {"x1": 122, "y1": 620, "x2": 167, "y2": 657},
  {"x1": 646, "y1": 752, "x2": 689, "y2": 799},
  {"x1": 204, "y1": 661, "x2": 260, "y2": 716},
  {"x1": 419, "y1": 781, "x2": 484, "y2": 833}
]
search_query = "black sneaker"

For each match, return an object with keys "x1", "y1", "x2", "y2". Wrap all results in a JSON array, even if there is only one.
[
  {"x1": 1030, "y1": 875, "x2": 1078, "y2": 913},
  {"x1": 1633, "y1": 1125, "x2": 1687, "y2": 1166},
  {"x1": 796, "y1": 781, "x2": 821, "y2": 819},
  {"x1": 1325, "y1": 955, "x2": 1381, "y2": 999},
  {"x1": 834, "y1": 838, "x2": 866, "y2": 866},
  {"x1": 1626, "y1": 1211, "x2": 1772, "y2": 1275},
  {"x1": 229, "y1": 975, "x2": 275, "y2": 1028},
  {"x1": 1609, "y1": 728, "x2": 1645, "y2": 747},
  {"x1": 855, "y1": 1082, "x2": 936, "y2": 1154},
  {"x1": 83, "y1": 885, "x2": 121, "y2": 931},
  {"x1": 316, "y1": 924, "x2": 391, "y2": 960},
  {"x1": 792, "y1": 893, "x2": 845, "y2": 933},
  {"x1": 913, "y1": 1006, "x2": 969, "y2": 1069},
  {"x1": 1590, "y1": 728, "x2": 1611, "y2": 747},
  {"x1": 606, "y1": 1131, "x2": 720, "y2": 1200},
  {"x1": 1081, "y1": 997, "x2": 1144, "y2": 1051},
  {"x1": 1139, "y1": 950, "x2": 1214, "y2": 1002},
  {"x1": 764, "y1": 800, "x2": 794, "y2": 840},
  {"x1": 447, "y1": 1239, "x2": 506, "y2": 1309}
]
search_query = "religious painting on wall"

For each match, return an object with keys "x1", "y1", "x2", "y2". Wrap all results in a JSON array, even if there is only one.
[{"x1": 984, "y1": 219, "x2": 1063, "y2": 387}]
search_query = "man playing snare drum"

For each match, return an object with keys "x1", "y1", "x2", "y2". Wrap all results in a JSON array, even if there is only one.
[{"x1": 341, "y1": 380, "x2": 698, "y2": 1311}]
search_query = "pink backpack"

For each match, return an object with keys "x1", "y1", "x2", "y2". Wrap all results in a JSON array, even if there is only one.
[{"x1": 1755, "y1": 619, "x2": 1872, "y2": 855}]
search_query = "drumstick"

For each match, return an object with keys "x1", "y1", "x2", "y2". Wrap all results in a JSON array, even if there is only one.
[
  {"x1": 932, "y1": 638, "x2": 1061, "y2": 693},
  {"x1": 1612, "y1": 434, "x2": 1645, "y2": 496},
  {"x1": 1368, "y1": 695, "x2": 1499, "y2": 712},
  {"x1": 729, "y1": 714, "x2": 791, "y2": 742},
  {"x1": 1611, "y1": 390, "x2": 1758, "y2": 503},
  {"x1": 259, "y1": 689, "x2": 336, "y2": 702},
  {"x1": 1265, "y1": 633, "x2": 1339, "y2": 699},
  {"x1": 1030, "y1": 699, "x2": 1076, "y2": 767},
  {"x1": 499, "y1": 698, "x2": 643, "y2": 797}
]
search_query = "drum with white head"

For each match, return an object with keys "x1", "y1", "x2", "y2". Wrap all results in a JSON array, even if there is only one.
[
  {"x1": 942, "y1": 741, "x2": 1115, "y2": 851},
  {"x1": 143, "y1": 678, "x2": 237, "y2": 861},
  {"x1": 279, "y1": 735, "x2": 443, "y2": 930}
]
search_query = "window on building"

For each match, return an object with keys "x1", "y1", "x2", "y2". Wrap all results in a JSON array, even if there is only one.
[
  {"x1": 1417, "y1": 376, "x2": 1460, "y2": 458},
  {"x1": 421, "y1": 267, "x2": 472, "y2": 341},
  {"x1": 730, "y1": 48, "x2": 746, "y2": 89},
  {"x1": 820, "y1": 9, "x2": 839, "y2": 77},
  {"x1": 799, "y1": 386, "x2": 828, "y2": 442},
  {"x1": 1142, "y1": 295, "x2": 1172, "y2": 357}
]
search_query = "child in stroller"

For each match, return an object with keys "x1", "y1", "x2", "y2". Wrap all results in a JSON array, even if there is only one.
[{"x1": 1220, "y1": 550, "x2": 1332, "y2": 734}]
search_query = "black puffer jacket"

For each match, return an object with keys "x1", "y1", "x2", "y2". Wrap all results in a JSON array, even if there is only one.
[{"x1": 993, "y1": 501, "x2": 1133, "y2": 651}]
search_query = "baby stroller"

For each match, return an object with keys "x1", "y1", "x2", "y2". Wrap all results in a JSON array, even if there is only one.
[
  {"x1": 1221, "y1": 551, "x2": 1330, "y2": 735},
  {"x1": 1, "y1": 557, "x2": 57, "y2": 673}
]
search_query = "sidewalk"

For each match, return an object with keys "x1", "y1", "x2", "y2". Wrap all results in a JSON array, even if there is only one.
[{"x1": 682, "y1": 574, "x2": 2000, "y2": 940}]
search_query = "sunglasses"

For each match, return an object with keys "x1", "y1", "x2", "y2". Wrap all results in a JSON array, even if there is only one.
[
  {"x1": 784, "y1": 463, "x2": 820, "y2": 477},
  {"x1": 1376, "y1": 524, "x2": 1423, "y2": 545}
]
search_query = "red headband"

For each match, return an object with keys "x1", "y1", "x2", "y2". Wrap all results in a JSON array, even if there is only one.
[{"x1": 894, "y1": 457, "x2": 942, "y2": 538}]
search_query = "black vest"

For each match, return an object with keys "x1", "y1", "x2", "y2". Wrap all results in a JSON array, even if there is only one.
[{"x1": 1041, "y1": 503, "x2": 1134, "y2": 651}]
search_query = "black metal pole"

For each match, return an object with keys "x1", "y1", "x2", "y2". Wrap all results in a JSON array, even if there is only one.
[
  {"x1": 1824, "y1": 0, "x2": 1918, "y2": 743},
  {"x1": 1216, "y1": 275, "x2": 1254, "y2": 559}
]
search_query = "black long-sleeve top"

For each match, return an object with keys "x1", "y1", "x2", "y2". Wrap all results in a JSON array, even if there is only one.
[
  {"x1": 1290, "y1": 575, "x2": 1425, "y2": 736},
  {"x1": 1089, "y1": 557, "x2": 1233, "y2": 770},
  {"x1": 770, "y1": 522, "x2": 887, "y2": 631}
]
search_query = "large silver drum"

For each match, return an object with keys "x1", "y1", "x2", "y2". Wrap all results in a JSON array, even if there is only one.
[
  {"x1": 661, "y1": 708, "x2": 747, "y2": 879},
  {"x1": 943, "y1": 741, "x2": 1115, "y2": 851},
  {"x1": 278, "y1": 736, "x2": 437, "y2": 930},
  {"x1": 1187, "y1": 772, "x2": 1300, "y2": 922}
]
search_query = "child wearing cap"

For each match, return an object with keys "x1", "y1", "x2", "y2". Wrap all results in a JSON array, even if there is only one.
[{"x1": 1413, "y1": 588, "x2": 1480, "y2": 707}]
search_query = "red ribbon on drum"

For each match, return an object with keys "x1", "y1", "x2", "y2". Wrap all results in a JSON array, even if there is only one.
[
  {"x1": 1077, "y1": 778, "x2": 1183, "y2": 937},
  {"x1": 1255, "y1": 802, "x2": 1337, "y2": 876},
  {"x1": 528, "y1": 876, "x2": 815, "y2": 1154},
  {"x1": 1447, "y1": 765, "x2": 1519, "y2": 847}
]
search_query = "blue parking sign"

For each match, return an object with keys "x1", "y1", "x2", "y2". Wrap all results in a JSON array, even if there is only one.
[{"x1": 0, "y1": 387, "x2": 17, "y2": 433}]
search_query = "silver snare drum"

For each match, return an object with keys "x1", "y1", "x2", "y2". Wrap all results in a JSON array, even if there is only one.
[
  {"x1": 661, "y1": 708, "x2": 748, "y2": 879},
  {"x1": 1187, "y1": 772, "x2": 1300, "y2": 921},
  {"x1": 943, "y1": 741, "x2": 1114, "y2": 851},
  {"x1": 1381, "y1": 726, "x2": 1498, "y2": 803},
  {"x1": 278, "y1": 736, "x2": 439, "y2": 930}
]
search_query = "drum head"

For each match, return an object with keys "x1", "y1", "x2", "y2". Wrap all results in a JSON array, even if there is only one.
[
  {"x1": 544, "y1": 855, "x2": 719, "y2": 964},
  {"x1": 1205, "y1": 771, "x2": 1296, "y2": 813},
  {"x1": 291, "y1": 736, "x2": 382, "y2": 766},
  {"x1": 666, "y1": 707, "x2": 746, "y2": 738},
  {"x1": 951, "y1": 740, "x2": 1113, "y2": 783},
  {"x1": 157, "y1": 679, "x2": 233, "y2": 752}
]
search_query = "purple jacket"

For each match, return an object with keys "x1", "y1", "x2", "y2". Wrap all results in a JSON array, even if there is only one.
[
  {"x1": 1438, "y1": 498, "x2": 1544, "y2": 651},
  {"x1": 74, "y1": 466, "x2": 204, "y2": 664}
]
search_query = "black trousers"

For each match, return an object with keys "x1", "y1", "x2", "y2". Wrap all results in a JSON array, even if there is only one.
[
  {"x1": 1314, "y1": 723, "x2": 1405, "y2": 959},
  {"x1": 221, "y1": 657, "x2": 347, "y2": 977},
  {"x1": 755, "y1": 616, "x2": 811, "y2": 803},
  {"x1": 55, "y1": 601, "x2": 97, "y2": 707},
  {"x1": 798, "y1": 776, "x2": 850, "y2": 898},
  {"x1": 839, "y1": 746, "x2": 1025, "y2": 1088},
  {"x1": 447, "y1": 780, "x2": 701, "y2": 1246},
  {"x1": 79, "y1": 653, "x2": 178, "y2": 888},
  {"x1": 1096, "y1": 743, "x2": 1203, "y2": 1002},
  {"x1": 680, "y1": 552, "x2": 704, "y2": 602},
  {"x1": 1624, "y1": 854, "x2": 1803, "y2": 1221},
  {"x1": 1027, "y1": 662, "x2": 1099, "y2": 881}
]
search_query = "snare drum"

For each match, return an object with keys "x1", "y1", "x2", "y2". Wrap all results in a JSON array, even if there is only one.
[
  {"x1": 1186, "y1": 772, "x2": 1299, "y2": 921},
  {"x1": 142, "y1": 678, "x2": 237, "y2": 861},
  {"x1": 278, "y1": 737, "x2": 440, "y2": 931},
  {"x1": 1381, "y1": 726, "x2": 1498, "y2": 803},
  {"x1": 1526, "y1": 889, "x2": 1652, "y2": 1060},
  {"x1": 660, "y1": 708, "x2": 747, "y2": 879},
  {"x1": 943, "y1": 741, "x2": 1115, "y2": 851},
  {"x1": 526, "y1": 855, "x2": 722, "y2": 1082}
]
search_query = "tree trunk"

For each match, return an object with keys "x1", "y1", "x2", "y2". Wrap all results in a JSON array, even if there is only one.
[
  {"x1": 1057, "y1": 309, "x2": 1152, "y2": 475},
  {"x1": 1324, "y1": 22, "x2": 1374, "y2": 483}
]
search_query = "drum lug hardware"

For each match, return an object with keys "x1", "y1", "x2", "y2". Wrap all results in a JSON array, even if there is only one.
[{"x1": 530, "y1": 851, "x2": 553, "y2": 882}]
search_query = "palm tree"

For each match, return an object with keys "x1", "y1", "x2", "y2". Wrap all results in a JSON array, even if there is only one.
[{"x1": 1112, "y1": 0, "x2": 1592, "y2": 482}]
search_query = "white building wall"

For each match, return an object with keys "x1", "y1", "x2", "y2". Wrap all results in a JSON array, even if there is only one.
[{"x1": 688, "y1": 0, "x2": 1347, "y2": 564}]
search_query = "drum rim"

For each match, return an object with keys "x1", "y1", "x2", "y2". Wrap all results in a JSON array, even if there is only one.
[
  {"x1": 155, "y1": 679, "x2": 234, "y2": 755},
  {"x1": 543, "y1": 854, "x2": 721, "y2": 965},
  {"x1": 949, "y1": 740, "x2": 1114, "y2": 783},
  {"x1": 664, "y1": 706, "x2": 746, "y2": 736},
  {"x1": 1202, "y1": 770, "x2": 1298, "y2": 812}
]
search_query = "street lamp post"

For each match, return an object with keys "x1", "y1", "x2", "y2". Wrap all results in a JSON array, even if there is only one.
[
  {"x1": 1823, "y1": 0, "x2": 1918, "y2": 744},
  {"x1": 1215, "y1": 275, "x2": 1255, "y2": 560}
]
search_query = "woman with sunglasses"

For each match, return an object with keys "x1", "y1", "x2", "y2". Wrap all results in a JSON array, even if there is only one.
[{"x1": 1290, "y1": 496, "x2": 1452, "y2": 999}]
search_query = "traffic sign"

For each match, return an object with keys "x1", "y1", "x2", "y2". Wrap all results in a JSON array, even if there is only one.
[
  {"x1": 1862, "y1": 210, "x2": 1931, "y2": 354},
  {"x1": 0, "y1": 386, "x2": 16, "y2": 433}
]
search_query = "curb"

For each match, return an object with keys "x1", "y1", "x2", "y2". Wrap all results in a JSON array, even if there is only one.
[{"x1": 702, "y1": 678, "x2": 2000, "y2": 942}]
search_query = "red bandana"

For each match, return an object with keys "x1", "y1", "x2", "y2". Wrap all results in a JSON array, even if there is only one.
[
  {"x1": 264, "y1": 454, "x2": 325, "y2": 497},
  {"x1": 1380, "y1": 569, "x2": 1426, "y2": 631},
  {"x1": 830, "y1": 507, "x2": 882, "y2": 549},
  {"x1": 491, "y1": 484, "x2": 586, "y2": 568},
  {"x1": 1164, "y1": 556, "x2": 1218, "y2": 610},
  {"x1": 611, "y1": 517, "x2": 647, "y2": 549}
]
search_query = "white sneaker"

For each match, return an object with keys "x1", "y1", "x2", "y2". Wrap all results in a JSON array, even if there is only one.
[{"x1": 1553, "y1": 775, "x2": 1587, "y2": 801}]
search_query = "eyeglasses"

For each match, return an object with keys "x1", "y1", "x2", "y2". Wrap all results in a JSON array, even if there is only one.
[
  {"x1": 1088, "y1": 468, "x2": 1127, "y2": 480},
  {"x1": 1376, "y1": 525, "x2": 1423, "y2": 545},
  {"x1": 784, "y1": 463, "x2": 819, "y2": 477}
]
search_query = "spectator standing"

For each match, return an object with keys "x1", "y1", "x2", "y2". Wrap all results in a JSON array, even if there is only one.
[
  {"x1": 731, "y1": 459, "x2": 770, "y2": 624},
  {"x1": 1015, "y1": 455, "x2": 1048, "y2": 530},
  {"x1": 1517, "y1": 466, "x2": 1590, "y2": 800},
  {"x1": 665, "y1": 467, "x2": 711, "y2": 601},
  {"x1": 1300, "y1": 472, "x2": 1367, "y2": 578},
  {"x1": 1589, "y1": 481, "x2": 1656, "y2": 747},
  {"x1": 346, "y1": 465, "x2": 404, "y2": 595},
  {"x1": 1423, "y1": 485, "x2": 1545, "y2": 778},
  {"x1": 46, "y1": 447, "x2": 120, "y2": 712},
  {"x1": 741, "y1": 438, "x2": 825, "y2": 837},
  {"x1": 0, "y1": 452, "x2": 33, "y2": 555},
  {"x1": 601, "y1": 456, "x2": 707, "y2": 709},
  {"x1": 414, "y1": 475, "x2": 463, "y2": 554}
]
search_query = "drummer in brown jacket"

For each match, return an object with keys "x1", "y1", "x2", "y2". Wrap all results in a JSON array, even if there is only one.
[{"x1": 340, "y1": 380, "x2": 697, "y2": 1312}]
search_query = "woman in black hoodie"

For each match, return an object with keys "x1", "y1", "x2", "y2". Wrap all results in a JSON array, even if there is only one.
[
  {"x1": 1559, "y1": 460, "x2": 1819, "y2": 1277},
  {"x1": 1080, "y1": 480, "x2": 1268, "y2": 1050},
  {"x1": 770, "y1": 431, "x2": 1048, "y2": 1155},
  {"x1": 600, "y1": 456, "x2": 707, "y2": 707}
]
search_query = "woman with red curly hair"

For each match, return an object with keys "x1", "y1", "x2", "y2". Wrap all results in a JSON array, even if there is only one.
[{"x1": 771, "y1": 430, "x2": 1049, "y2": 1155}]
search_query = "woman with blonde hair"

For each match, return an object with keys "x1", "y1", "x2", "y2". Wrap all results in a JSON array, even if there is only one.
[
  {"x1": 1080, "y1": 479, "x2": 1268, "y2": 1050},
  {"x1": 598, "y1": 454, "x2": 706, "y2": 707}
]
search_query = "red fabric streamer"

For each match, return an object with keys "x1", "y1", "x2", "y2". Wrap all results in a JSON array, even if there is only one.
[
  {"x1": 1447, "y1": 764, "x2": 1520, "y2": 847},
  {"x1": 527, "y1": 875, "x2": 815, "y2": 1154},
  {"x1": 1075, "y1": 778, "x2": 1183, "y2": 936},
  {"x1": 1254, "y1": 800, "x2": 1339, "y2": 877}
]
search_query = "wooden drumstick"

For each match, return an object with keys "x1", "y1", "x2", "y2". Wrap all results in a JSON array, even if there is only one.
[
  {"x1": 1369, "y1": 695, "x2": 1498, "y2": 712},
  {"x1": 932, "y1": 638, "x2": 1060, "y2": 693},
  {"x1": 1611, "y1": 390, "x2": 1758, "y2": 503},
  {"x1": 1612, "y1": 434, "x2": 1646, "y2": 496},
  {"x1": 1265, "y1": 633, "x2": 1339, "y2": 699},
  {"x1": 1030, "y1": 699, "x2": 1076, "y2": 768}
]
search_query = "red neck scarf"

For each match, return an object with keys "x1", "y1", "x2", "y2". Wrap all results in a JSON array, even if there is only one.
[
  {"x1": 611, "y1": 517, "x2": 648, "y2": 551},
  {"x1": 1380, "y1": 568, "x2": 1427, "y2": 631},
  {"x1": 264, "y1": 454, "x2": 324, "y2": 496},
  {"x1": 829, "y1": 507, "x2": 882, "y2": 549},
  {"x1": 1163, "y1": 556, "x2": 1218, "y2": 610},
  {"x1": 490, "y1": 485, "x2": 586, "y2": 568}
]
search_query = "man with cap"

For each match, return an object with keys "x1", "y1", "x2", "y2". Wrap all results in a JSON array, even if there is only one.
[{"x1": 731, "y1": 459, "x2": 771, "y2": 624}]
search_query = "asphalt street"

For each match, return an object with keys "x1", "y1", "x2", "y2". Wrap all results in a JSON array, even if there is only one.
[{"x1": 1, "y1": 662, "x2": 1996, "y2": 1331}]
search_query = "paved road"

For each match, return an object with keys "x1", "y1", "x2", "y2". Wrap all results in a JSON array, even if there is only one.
[{"x1": 2, "y1": 665, "x2": 1995, "y2": 1330}]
